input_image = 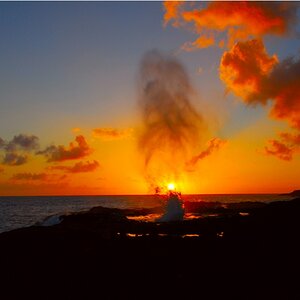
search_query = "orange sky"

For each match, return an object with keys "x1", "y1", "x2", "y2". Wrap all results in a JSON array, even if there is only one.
[{"x1": 0, "y1": 2, "x2": 300, "y2": 195}]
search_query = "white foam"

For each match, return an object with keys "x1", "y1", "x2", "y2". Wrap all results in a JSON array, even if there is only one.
[
  {"x1": 157, "y1": 192, "x2": 184, "y2": 222},
  {"x1": 40, "y1": 215, "x2": 62, "y2": 227}
]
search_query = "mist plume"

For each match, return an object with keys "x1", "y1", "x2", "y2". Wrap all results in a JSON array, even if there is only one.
[{"x1": 138, "y1": 51, "x2": 203, "y2": 190}]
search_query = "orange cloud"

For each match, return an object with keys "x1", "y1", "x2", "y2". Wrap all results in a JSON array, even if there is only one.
[
  {"x1": 186, "y1": 138, "x2": 226, "y2": 170},
  {"x1": 49, "y1": 160, "x2": 100, "y2": 173},
  {"x1": 280, "y1": 132, "x2": 300, "y2": 146},
  {"x1": 265, "y1": 140, "x2": 293, "y2": 161},
  {"x1": 220, "y1": 39, "x2": 278, "y2": 104},
  {"x1": 163, "y1": 1, "x2": 183, "y2": 26},
  {"x1": 220, "y1": 39, "x2": 300, "y2": 130},
  {"x1": 220, "y1": 39, "x2": 300, "y2": 160},
  {"x1": 11, "y1": 172, "x2": 48, "y2": 181},
  {"x1": 181, "y1": 35, "x2": 214, "y2": 51},
  {"x1": 265, "y1": 132, "x2": 300, "y2": 161},
  {"x1": 163, "y1": 1, "x2": 300, "y2": 160},
  {"x1": 37, "y1": 135, "x2": 92, "y2": 162},
  {"x1": 92, "y1": 128, "x2": 132, "y2": 140},
  {"x1": 165, "y1": 1, "x2": 297, "y2": 48}
]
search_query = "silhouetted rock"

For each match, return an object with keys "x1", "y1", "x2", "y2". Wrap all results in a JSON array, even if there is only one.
[
  {"x1": 289, "y1": 190, "x2": 300, "y2": 197},
  {"x1": 1, "y1": 198, "x2": 300, "y2": 299}
]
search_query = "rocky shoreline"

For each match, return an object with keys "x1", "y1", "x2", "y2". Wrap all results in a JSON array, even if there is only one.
[{"x1": 1, "y1": 197, "x2": 300, "y2": 299}]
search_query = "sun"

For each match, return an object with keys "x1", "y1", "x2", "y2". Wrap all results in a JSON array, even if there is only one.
[{"x1": 167, "y1": 183, "x2": 175, "y2": 191}]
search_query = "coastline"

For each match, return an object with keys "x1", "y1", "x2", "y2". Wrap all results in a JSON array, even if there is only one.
[
  {"x1": 1, "y1": 196, "x2": 300, "y2": 298},
  {"x1": 0, "y1": 193, "x2": 294, "y2": 234}
]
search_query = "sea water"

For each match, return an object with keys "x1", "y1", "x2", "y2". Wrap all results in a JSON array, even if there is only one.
[{"x1": 0, "y1": 194, "x2": 294, "y2": 233}]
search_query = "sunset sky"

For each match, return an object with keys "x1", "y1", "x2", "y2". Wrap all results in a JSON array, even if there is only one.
[{"x1": 1, "y1": 1, "x2": 300, "y2": 195}]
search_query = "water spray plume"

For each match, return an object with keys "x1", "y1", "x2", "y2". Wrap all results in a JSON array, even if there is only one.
[
  {"x1": 137, "y1": 50, "x2": 205, "y2": 221},
  {"x1": 138, "y1": 50, "x2": 204, "y2": 193}
]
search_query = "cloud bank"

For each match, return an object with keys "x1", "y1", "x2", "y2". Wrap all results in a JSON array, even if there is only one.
[
  {"x1": 0, "y1": 134, "x2": 39, "y2": 166},
  {"x1": 164, "y1": 1, "x2": 300, "y2": 161}
]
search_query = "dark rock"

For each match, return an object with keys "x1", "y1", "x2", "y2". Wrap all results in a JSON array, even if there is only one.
[
  {"x1": 289, "y1": 190, "x2": 300, "y2": 197},
  {"x1": 1, "y1": 198, "x2": 300, "y2": 298}
]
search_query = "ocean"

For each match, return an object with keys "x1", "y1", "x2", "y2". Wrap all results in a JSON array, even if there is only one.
[{"x1": 0, "y1": 194, "x2": 294, "y2": 233}]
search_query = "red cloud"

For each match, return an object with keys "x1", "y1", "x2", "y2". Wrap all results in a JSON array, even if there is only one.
[
  {"x1": 264, "y1": 140, "x2": 293, "y2": 161},
  {"x1": 163, "y1": 1, "x2": 183, "y2": 26},
  {"x1": 37, "y1": 135, "x2": 92, "y2": 162},
  {"x1": 264, "y1": 132, "x2": 300, "y2": 161},
  {"x1": 186, "y1": 138, "x2": 227, "y2": 170},
  {"x1": 280, "y1": 132, "x2": 300, "y2": 146},
  {"x1": 220, "y1": 39, "x2": 300, "y2": 148},
  {"x1": 163, "y1": 1, "x2": 300, "y2": 160},
  {"x1": 220, "y1": 39, "x2": 278, "y2": 104},
  {"x1": 49, "y1": 160, "x2": 100, "y2": 173},
  {"x1": 220, "y1": 40, "x2": 300, "y2": 160},
  {"x1": 164, "y1": 1, "x2": 297, "y2": 49}
]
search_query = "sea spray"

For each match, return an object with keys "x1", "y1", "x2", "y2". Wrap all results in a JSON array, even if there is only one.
[
  {"x1": 137, "y1": 50, "x2": 204, "y2": 191},
  {"x1": 157, "y1": 192, "x2": 184, "y2": 222}
]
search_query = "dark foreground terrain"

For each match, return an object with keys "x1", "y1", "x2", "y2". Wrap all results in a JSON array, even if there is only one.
[{"x1": 1, "y1": 197, "x2": 300, "y2": 299}]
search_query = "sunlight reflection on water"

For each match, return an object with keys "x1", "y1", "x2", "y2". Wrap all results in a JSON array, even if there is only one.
[{"x1": 127, "y1": 213, "x2": 202, "y2": 222}]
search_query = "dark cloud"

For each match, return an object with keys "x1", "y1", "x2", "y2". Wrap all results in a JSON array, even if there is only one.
[
  {"x1": 5, "y1": 134, "x2": 39, "y2": 152},
  {"x1": 49, "y1": 160, "x2": 100, "y2": 173},
  {"x1": 0, "y1": 134, "x2": 39, "y2": 166},
  {"x1": 0, "y1": 138, "x2": 5, "y2": 149},
  {"x1": 37, "y1": 135, "x2": 92, "y2": 162},
  {"x1": 2, "y1": 153, "x2": 28, "y2": 166},
  {"x1": 11, "y1": 172, "x2": 48, "y2": 181},
  {"x1": 268, "y1": 57, "x2": 300, "y2": 130}
]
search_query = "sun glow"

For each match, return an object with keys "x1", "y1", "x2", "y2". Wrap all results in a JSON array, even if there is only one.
[{"x1": 167, "y1": 183, "x2": 176, "y2": 191}]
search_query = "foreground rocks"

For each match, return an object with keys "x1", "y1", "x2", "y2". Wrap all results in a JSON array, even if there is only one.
[{"x1": 1, "y1": 198, "x2": 300, "y2": 299}]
